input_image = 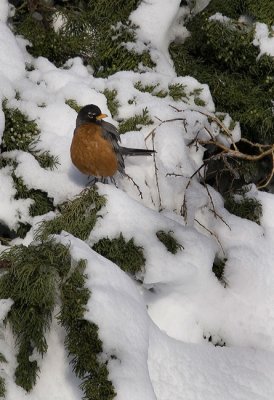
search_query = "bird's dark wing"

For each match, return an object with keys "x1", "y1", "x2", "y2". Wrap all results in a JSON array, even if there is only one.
[
  {"x1": 101, "y1": 120, "x2": 120, "y2": 141},
  {"x1": 101, "y1": 120, "x2": 125, "y2": 174}
]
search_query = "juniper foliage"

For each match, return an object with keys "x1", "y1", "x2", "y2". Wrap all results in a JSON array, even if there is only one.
[
  {"x1": 37, "y1": 187, "x2": 106, "y2": 241},
  {"x1": 11, "y1": 0, "x2": 155, "y2": 76},
  {"x1": 171, "y1": 0, "x2": 274, "y2": 144},
  {"x1": 93, "y1": 234, "x2": 146, "y2": 275},
  {"x1": 0, "y1": 241, "x2": 71, "y2": 392},
  {"x1": 156, "y1": 230, "x2": 183, "y2": 254},
  {"x1": 118, "y1": 108, "x2": 153, "y2": 134},
  {"x1": 59, "y1": 259, "x2": 116, "y2": 400}
]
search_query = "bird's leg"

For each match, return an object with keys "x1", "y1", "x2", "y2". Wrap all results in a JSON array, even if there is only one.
[
  {"x1": 87, "y1": 176, "x2": 99, "y2": 186},
  {"x1": 110, "y1": 176, "x2": 118, "y2": 188}
]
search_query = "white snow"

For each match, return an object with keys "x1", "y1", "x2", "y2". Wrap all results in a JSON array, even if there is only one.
[
  {"x1": 0, "y1": 0, "x2": 9, "y2": 23},
  {"x1": 0, "y1": 22, "x2": 26, "y2": 82},
  {"x1": 253, "y1": 22, "x2": 274, "y2": 57},
  {"x1": 0, "y1": 1, "x2": 274, "y2": 400}
]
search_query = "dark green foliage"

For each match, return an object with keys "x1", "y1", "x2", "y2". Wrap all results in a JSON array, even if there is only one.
[
  {"x1": 92, "y1": 234, "x2": 145, "y2": 274},
  {"x1": 212, "y1": 257, "x2": 227, "y2": 286},
  {"x1": 192, "y1": 0, "x2": 273, "y2": 24},
  {"x1": 225, "y1": 191, "x2": 262, "y2": 224},
  {"x1": 0, "y1": 353, "x2": 6, "y2": 398},
  {"x1": 0, "y1": 159, "x2": 55, "y2": 239},
  {"x1": 170, "y1": 2, "x2": 274, "y2": 144},
  {"x1": 65, "y1": 99, "x2": 82, "y2": 113},
  {"x1": 15, "y1": 342, "x2": 39, "y2": 392},
  {"x1": 118, "y1": 108, "x2": 153, "y2": 134},
  {"x1": 0, "y1": 354, "x2": 6, "y2": 364},
  {"x1": 246, "y1": 0, "x2": 274, "y2": 25},
  {"x1": 156, "y1": 230, "x2": 183, "y2": 254},
  {"x1": 0, "y1": 157, "x2": 16, "y2": 170},
  {"x1": 13, "y1": 175, "x2": 55, "y2": 218},
  {"x1": 168, "y1": 83, "x2": 187, "y2": 101},
  {"x1": 1, "y1": 101, "x2": 40, "y2": 153},
  {"x1": 0, "y1": 239, "x2": 116, "y2": 397},
  {"x1": 2, "y1": 101, "x2": 59, "y2": 168},
  {"x1": 134, "y1": 81, "x2": 159, "y2": 94},
  {"x1": 8, "y1": 173, "x2": 55, "y2": 237},
  {"x1": 59, "y1": 260, "x2": 116, "y2": 400},
  {"x1": 0, "y1": 376, "x2": 5, "y2": 398},
  {"x1": 36, "y1": 150, "x2": 60, "y2": 170},
  {"x1": 103, "y1": 89, "x2": 120, "y2": 117},
  {"x1": 37, "y1": 187, "x2": 106, "y2": 241},
  {"x1": 92, "y1": 21, "x2": 155, "y2": 77},
  {"x1": 134, "y1": 81, "x2": 168, "y2": 98},
  {"x1": 15, "y1": 11, "x2": 96, "y2": 67},
  {"x1": 0, "y1": 241, "x2": 71, "y2": 391},
  {"x1": 12, "y1": 0, "x2": 155, "y2": 76}
]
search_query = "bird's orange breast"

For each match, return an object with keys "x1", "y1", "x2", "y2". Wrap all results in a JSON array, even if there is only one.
[{"x1": 70, "y1": 124, "x2": 118, "y2": 177}]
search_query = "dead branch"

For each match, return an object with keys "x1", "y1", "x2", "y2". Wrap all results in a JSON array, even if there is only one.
[
  {"x1": 194, "y1": 218, "x2": 225, "y2": 256},
  {"x1": 151, "y1": 129, "x2": 162, "y2": 210},
  {"x1": 198, "y1": 139, "x2": 274, "y2": 161},
  {"x1": 124, "y1": 173, "x2": 143, "y2": 199}
]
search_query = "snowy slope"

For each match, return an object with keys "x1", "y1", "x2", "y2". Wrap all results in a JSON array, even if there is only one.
[{"x1": 0, "y1": 0, "x2": 274, "y2": 399}]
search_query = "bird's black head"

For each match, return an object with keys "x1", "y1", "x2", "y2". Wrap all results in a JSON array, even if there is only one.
[{"x1": 76, "y1": 104, "x2": 108, "y2": 127}]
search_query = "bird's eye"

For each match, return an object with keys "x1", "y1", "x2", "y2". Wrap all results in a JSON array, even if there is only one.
[{"x1": 88, "y1": 112, "x2": 96, "y2": 118}]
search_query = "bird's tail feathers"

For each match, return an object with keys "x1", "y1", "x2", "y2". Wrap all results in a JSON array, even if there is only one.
[{"x1": 120, "y1": 147, "x2": 155, "y2": 156}]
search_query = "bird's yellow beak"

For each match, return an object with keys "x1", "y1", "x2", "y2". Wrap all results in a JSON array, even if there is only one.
[{"x1": 96, "y1": 113, "x2": 108, "y2": 120}]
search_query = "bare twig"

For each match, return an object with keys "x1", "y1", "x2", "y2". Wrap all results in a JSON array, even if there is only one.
[
  {"x1": 194, "y1": 218, "x2": 225, "y2": 256},
  {"x1": 151, "y1": 130, "x2": 162, "y2": 210},
  {"x1": 124, "y1": 173, "x2": 143, "y2": 199},
  {"x1": 198, "y1": 139, "x2": 274, "y2": 161},
  {"x1": 257, "y1": 151, "x2": 274, "y2": 189},
  {"x1": 166, "y1": 172, "x2": 184, "y2": 178}
]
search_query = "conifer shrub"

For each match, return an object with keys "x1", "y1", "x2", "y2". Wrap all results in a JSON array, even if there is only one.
[
  {"x1": 212, "y1": 257, "x2": 227, "y2": 286},
  {"x1": 170, "y1": 1, "x2": 274, "y2": 144},
  {"x1": 225, "y1": 191, "x2": 262, "y2": 224},
  {"x1": 156, "y1": 230, "x2": 183, "y2": 254},
  {"x1": 0, "y1": 376, "x2": 5, "y2": 398},
  {"x1": 134, "y1": 81, "x2": 168, "y2": 98},
  {"x1": 0, "y1": 237, "x2": 117, "y2": 398},
  {"x1": 65, "y1": 99, "x2": 82, "y2": 113},
  {"x1": 118, "y1": 108, "x2": 153, "y2": 134},
  {"x1": 1, "y1": 101, "x2": 40, "y2": 153},
  {"x1": 11, "y1": 0, "x2": 155, "y2": 76},
  {"x1": 103, "y1": 89, "x2": 120, "y2": 117},
  {"x1": 59, "y1": 259, "x2": 116, "y2": 400},
  {"x1": 2, "y1": 101, "x2": 59, "y2": 169},
  {"x1": 92, "y1": 234, "x2": 145, "y2": 275},
  {"x1": 0, "y1": 353, "x2": 7, "y2": 398},
  {"x1": 0, "y1": 163, "x2": 55, "y2": 240},
  {"x1": 0, "y1": 101, "x2": 58, "y2": 236},
  {"x1": 37, "y1": 187, "x2": 106, "y2": 241},
  {"x1": 0, "y1": 241, "x2": 71, "y2": 392},
  {"x1": 0, "y1": 158, "x2": 55, "y2": 239},
  {"x1": 245, "y1": 0, "x2": 274, "y2": 25},
  {"x1": 36, "y1": 150, "x2": 60, "y2": 170},
  {"x1": 168, "y1": 83, "x2": 188, "y2": 101},
  {"x1": 13, "y1": 175, "x2": 55, "y2": 218}
]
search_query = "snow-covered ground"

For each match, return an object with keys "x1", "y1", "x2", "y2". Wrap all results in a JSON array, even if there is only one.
[{"x1": 0, "y1": 1, "x2": 274, "y2": 399}]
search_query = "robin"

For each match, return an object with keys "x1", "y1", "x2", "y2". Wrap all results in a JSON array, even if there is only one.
[{"x1": 70, "y1": 104, "x2": 155, "y2": 180}]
